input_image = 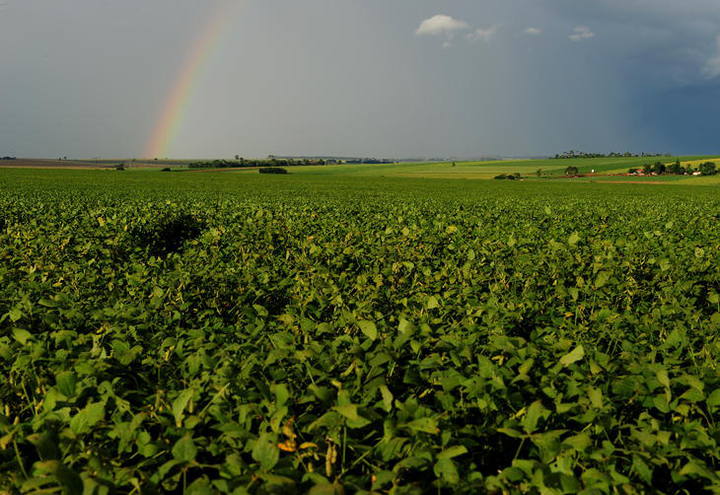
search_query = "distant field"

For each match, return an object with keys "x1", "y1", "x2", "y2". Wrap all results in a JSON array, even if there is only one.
[
  {"x1": 0, "y1": 159, "x2": 193, "y2": 169},
  {"x1": 3, "y1": 156, "x2": 720, "y2": 181},
  {"x1": 676, "y1": 175, "x2": 720, "y2": 185},
  {"x1": 226, "y1": 155, "x2": 720, "y2": 181},
  {"x1": 0, "y1": 159, "x2": 112, "y2": 169}
]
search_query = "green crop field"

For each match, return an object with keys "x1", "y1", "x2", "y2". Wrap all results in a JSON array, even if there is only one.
[
  {"x1": 2, "y1": 167, "x2": 720, "y2": 494},
  {"x1": 179, "y1": 155, "x2": 719, "y2": 182},
  {"x1": 6, "y1": 155, "x2": 720, "y2": 183}
]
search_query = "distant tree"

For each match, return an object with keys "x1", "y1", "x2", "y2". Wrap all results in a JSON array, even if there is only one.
[
  {"x1": 667, "y1": 160, "x2": 683, "y2": 175},
  {"x1": 700, "y1": 161, "x2": 717, "y2": 176},
  {"x1": 642, "y1": 163, "x2": 653, "y2": 174},
  {"x1": 564, "y1": 166, "x2": 579, "y2": 176},
  {"x1": 536, "y1": 169, "x2": 543, "y2": 177},
  {"x1": 259, "y1": 167, "x2": 288, "y2": 174},
  {"x1": 651, "y1": 161, "x2": 666, "y2": 175},
  {"x1": 234, "y1": 154, "x2": 240, "y2": 160}
]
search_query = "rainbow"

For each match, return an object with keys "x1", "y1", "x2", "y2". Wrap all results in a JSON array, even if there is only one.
[{"x1": 144, "y1": 2, "x2": 236, "y2": 159}]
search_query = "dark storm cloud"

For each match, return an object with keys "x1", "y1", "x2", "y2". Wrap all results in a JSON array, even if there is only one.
[{"x1": 538, "y1": 0, "x2": 720, "y2": 153}]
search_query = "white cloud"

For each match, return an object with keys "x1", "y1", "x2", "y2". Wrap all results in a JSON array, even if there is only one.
[
  {"x1": 569, "y1": 26, "x2": 595, "y2": 42},
  {"x1": 524, "y1": 27, "x2": 542, "y2": 36},
  {"x1": 416, "y1": 15, "x2": 469, "y2": 37},
  {"x1": 466, "y1": 26, "x2": 498, "y2": 43},
  {"x1": 702, "y1": 35, "x2": 720, "y2": 78}
]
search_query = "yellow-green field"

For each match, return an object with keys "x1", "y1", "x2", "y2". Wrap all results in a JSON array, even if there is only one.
[
  {"x1": 227, "y1": 160, "x2": 550, "y2": 179},
  {"x1": 223, "y1": 156, "x2": 720, "y2": 182}
]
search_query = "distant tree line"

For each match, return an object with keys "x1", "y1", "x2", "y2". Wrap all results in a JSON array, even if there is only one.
[
  {"x1": 629, "y1": 160, "x2": 717, "y2": 176},
  {"x1": 188, "y1": 158, "x2": 327, "y2": 169},
  {"x1": 553, "y1": 151, "x2": 669, "y2": 159},
  {"x1": 345, "y1": 158, "x2": 394, "y2": 164},
  {"x1": 187, "y1": 157, "x2": 398, "y2": 169},
  {"x1": 1, "y1": 156, "x2": 16, "y2": 160},
  {"x1": 268, "y1": 155, "x2": 396, "y2": 164}
]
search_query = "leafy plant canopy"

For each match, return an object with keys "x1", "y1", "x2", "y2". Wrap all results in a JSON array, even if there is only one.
[{"x1": 1, "y1": 170, "x2": 720, "y2": 493}]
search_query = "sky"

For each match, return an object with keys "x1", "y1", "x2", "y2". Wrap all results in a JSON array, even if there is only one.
[{"x1": 2, "y1": 0, "x2": 720, "y2": 158}]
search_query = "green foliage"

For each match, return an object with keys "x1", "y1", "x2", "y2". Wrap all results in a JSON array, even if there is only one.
[
  {"x1": 667, "y1": 160, "x2": 683, "y2": 175},
  {"x1": 700, "y1": 161, "x2": 717, "y2": 176},
  {"x1": 1, "y1": 172, "x2": 720, "y2": 493},
  {"x1": 652, "y1": 161, "x2": 666, "y2": 175},
  {"x1": 259, "y1": 167, "x2": 288, "y2": 175},
  {"x1": 188, "y1": 158, "x2": 325, "y2": 169},
  {"x1": 494, "y1": 173, "x2": 521, "y2": 180},
  {"x1": 128, "y1": 209, "x2": 205, "y2": 256}
]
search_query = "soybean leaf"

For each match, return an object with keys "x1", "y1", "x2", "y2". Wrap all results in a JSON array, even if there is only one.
[
  {"x1": 559, "y1": 345, "x2": 585, "y2": 367},
  {"x1": 358, "y1": 320, "x2": 378, "y2": 341}
]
